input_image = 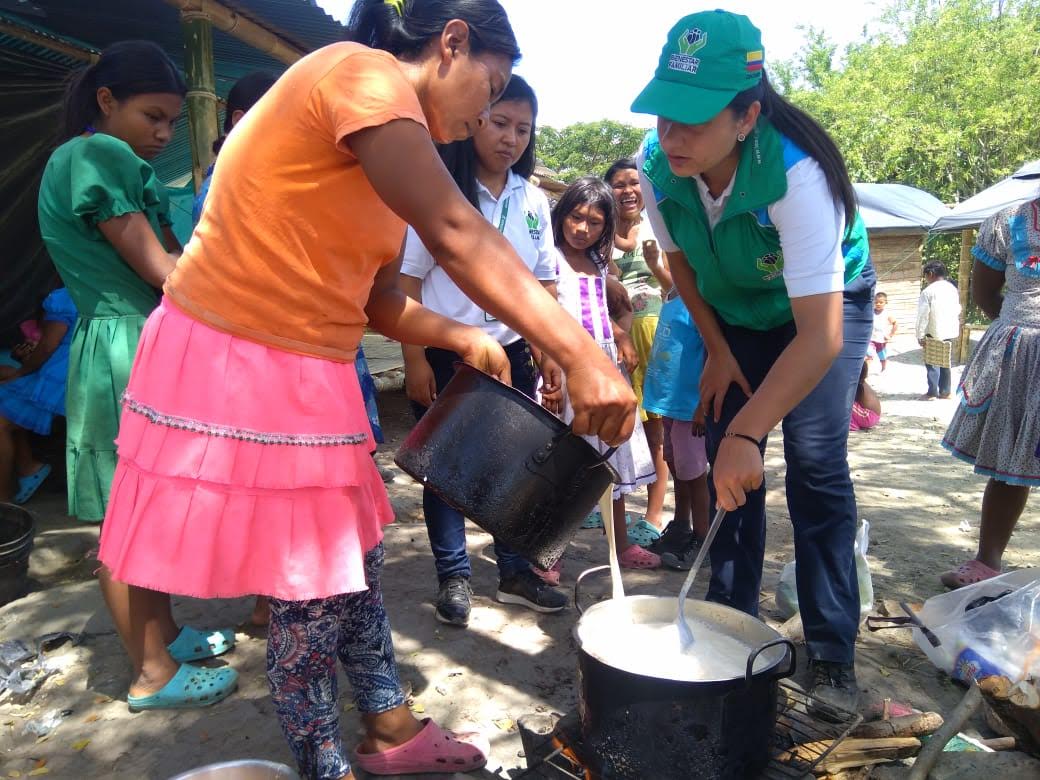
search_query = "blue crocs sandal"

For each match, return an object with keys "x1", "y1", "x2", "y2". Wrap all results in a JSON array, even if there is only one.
[
  {"x1": 127, "y1": 663, "x2": 238, "y2": 711},
  {"x1": 581, "y1": 510, "x2": 604, "y2": 529},
  {"x1": 167, "y1": 626, "x2": 236, "y2": 663},
  {"x1": 627, "y1": 519, "x2": 662, "y2": 547},
  {"x1": 14, "y1": 464, "x2": 51, "y2": 504}
]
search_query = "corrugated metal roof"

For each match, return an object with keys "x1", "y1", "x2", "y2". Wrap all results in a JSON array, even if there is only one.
[
  {"x1": 221, "y1": 0, "x2": 344, "y2": 51},
  {"x1": 3, "y1": 0, "x2": 347, "y2": 184}
]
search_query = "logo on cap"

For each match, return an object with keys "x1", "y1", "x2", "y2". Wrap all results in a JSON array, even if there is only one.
[{"x1": 669, "y1": 28, "x2": 707, "y2": 74}]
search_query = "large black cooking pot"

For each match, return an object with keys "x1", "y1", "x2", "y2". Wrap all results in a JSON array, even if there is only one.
[
  {"x1": 573, "y1": 567, "x2": 796, "y2": 779},
  {"x1": 394, "y1": 363, "x2": 616, "y2": 569}
]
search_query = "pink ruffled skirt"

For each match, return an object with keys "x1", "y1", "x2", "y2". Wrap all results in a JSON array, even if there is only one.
[{"x1": 98, "y1": 298, "x2": 394, "y2": 600}]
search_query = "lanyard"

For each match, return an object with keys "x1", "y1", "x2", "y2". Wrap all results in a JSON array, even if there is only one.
[
  {"x1": 497, "y1": 195, "x2": 511, "y2": 233},
  {"x1": 483, "y1": 195, "x2": 512, "y2": 324}
]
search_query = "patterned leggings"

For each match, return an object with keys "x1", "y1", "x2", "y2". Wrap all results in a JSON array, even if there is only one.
[{"x1": 267, "y1": 543, "x2": 405, "y2": 779}]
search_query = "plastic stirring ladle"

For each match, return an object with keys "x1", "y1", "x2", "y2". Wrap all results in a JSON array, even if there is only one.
[{"x1": 675, "y1": 506, "x2": 727, "y2": 651}]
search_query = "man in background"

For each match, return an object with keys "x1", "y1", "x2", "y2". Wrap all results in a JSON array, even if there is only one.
[{"x1": 916, "y1": 261, "x2": 961, "y2": 399}]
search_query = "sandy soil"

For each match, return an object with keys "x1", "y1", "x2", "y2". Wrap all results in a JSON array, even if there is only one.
[{"x1": 1, "y1": 334, "x2": 1037, "y2": 779}]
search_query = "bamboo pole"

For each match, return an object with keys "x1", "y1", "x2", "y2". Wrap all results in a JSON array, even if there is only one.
[
  {"x1": 956, "y1": 228, "x2": 975, "y2": 363},
  {"x1": 0, "y1": 18, "x2": 99, "y2": 63},
  {"x1": 180, "y1": 9, "x2": 219, "y2": 192},
  {"x1": 162, "y1": 0, "x2": 305, "y2": 65}
]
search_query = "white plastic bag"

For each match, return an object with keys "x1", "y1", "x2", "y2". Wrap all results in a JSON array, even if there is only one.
[
  {"x1": 775, "y1": 519, "x2": 874, "y2": 622},
  {"x1": 907, "y1": 569, "x2": 1040, "y2": 683}
]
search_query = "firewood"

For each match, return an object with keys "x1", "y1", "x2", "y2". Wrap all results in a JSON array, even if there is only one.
[
  {"x1": 979, "y1": 675, "x2": 1040, "y2": 753},
  {"x1": 850, "y1": 712, "x2": 944, "y2": 739},
  {"x1": 907, "y1": 681, "x2": 983, "y2": 780},
  {"x1": 981, "y1": 675, "x2": 1015, "y2": 700},
  {"x1": 1009, "y1": 680, "x2": 1040, "y2": 709},
  {"x1": 980, "y1": 736, "x2": 1017, "y2": 751},
  {"x1": 776, "y1": 737, "x2": 920, "y2": 772}
]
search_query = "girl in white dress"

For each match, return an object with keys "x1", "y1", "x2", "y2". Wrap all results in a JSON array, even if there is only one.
[{"x1": 544, "y1": 177, "x2": 659, "y2": 569}]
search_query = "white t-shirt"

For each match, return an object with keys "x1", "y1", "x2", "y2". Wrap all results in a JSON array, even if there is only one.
[
  {"x1": 916, "y1": 279, "x2": 961, "y2": 341},
  {"x1": 640, "y1": 152, "x2": 847, "y2": 299},
  {"x1": 401, "y1": 171, "x2": 557, "y2": 346}
]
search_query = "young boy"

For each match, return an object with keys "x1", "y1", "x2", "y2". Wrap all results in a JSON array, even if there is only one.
[
  {"x1": 870, "y1": 292, "x2": 898, "y2": 372},
  {"x1": 641, "y1": 288, "x2": 710, "y2": 569}
]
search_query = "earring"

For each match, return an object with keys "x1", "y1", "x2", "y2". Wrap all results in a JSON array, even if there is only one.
[{"x1": 737, "y1": 132, "x2": 747, "y2": 142}]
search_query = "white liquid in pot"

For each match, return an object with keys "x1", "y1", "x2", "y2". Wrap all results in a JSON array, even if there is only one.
[{"x1": 585, "y1": 620, "x2": 770, "y2": 682}]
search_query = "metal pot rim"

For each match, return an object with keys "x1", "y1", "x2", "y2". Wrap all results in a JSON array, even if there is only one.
[{"x1": 574, "y1": 594, "x2": 791, "y2": 685}]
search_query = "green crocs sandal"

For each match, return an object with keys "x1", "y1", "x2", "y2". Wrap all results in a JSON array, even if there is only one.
[
  {"x1": 627, "y1": 519, "x2": 662, "y2": 547},
  {"x1": 167, "y1": 626, "x2": 236, "y2": 663},
  {"x1": 127, "y1": 663, "x2": 238, "y2": 711},
  {"x1": 581, "y1": 510, "x2": 604, "y2": 529}
]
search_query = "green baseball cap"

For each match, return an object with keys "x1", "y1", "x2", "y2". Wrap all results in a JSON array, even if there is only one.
[{"x1": 631, "y1": 10, "x2": 765, "y2": 125}]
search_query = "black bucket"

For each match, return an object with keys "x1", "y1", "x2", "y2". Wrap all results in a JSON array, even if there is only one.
[
  {"x1": 395, "y1": 363, "x2": 616, "y2": 569},
  {"x1": 0, "y1": 503, "x2": 35, "y2": 607}
]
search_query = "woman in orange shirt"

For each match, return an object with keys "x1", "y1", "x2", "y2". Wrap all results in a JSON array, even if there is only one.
[{"x1": 96, "y1": 1, "x2": 635, "y2": 777}]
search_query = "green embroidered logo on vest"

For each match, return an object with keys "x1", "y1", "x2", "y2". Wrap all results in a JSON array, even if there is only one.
[{"x1": 756, "y1": 251, "x2": 784, "y2": 281}]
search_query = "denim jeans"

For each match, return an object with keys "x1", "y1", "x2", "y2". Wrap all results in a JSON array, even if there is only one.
[
  {"x1": 411, "y1": 340, "x2": 536, "y2": 582},
  {"x1": 704, "y1": 263, "x2": 875, "y2": 664},
  {"x1": 925, "y1": 359, "x2": 952, "y2": 397}
]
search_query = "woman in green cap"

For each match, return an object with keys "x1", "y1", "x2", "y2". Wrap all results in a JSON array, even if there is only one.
[{"x1": 632, "y1": 9, "x2": 874, "y2": 715}]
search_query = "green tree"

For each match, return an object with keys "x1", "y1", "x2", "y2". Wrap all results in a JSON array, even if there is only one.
[
  {"x1": 536, "y1": 120, "x2": 648, "y2": 181},
  {"x1": 779, "y1": 0, "x2": 1040, "y2": 204}
]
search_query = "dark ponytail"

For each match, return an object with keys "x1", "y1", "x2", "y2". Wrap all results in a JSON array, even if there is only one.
[
  {"x1": 437, "y1": 74, "x2": 538, "y2": 209},
  {"x1": 62, "y1": 40, "x2": 186, "y2": 141},
  {"x1": 345, "y1": 0, "x2": 520, "y2": 63},
  {"x1": 729, "y1": 73, "x2": 857, "y2": 228}
]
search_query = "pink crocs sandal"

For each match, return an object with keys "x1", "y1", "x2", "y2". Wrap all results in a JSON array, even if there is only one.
[
  {"x1": 532, "y1": 559, "x2": 563, "y2": 586},
  {"x1": 354, "y1": 718, "x2": 489, "y2": 775},
  {"x1": 619, "y1": 544, "x2": 661, "y2": 570},
  {"x1": 940, "y1": 559, "x2": 1000, "y2": 590}
]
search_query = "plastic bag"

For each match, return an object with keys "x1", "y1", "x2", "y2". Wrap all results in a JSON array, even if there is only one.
[
  {"x1": 907, "y1": 569, "x2": 1040, "y2": 684},
  {"x1": 775, "y1": 519, "x2": 874, "y2": 621}
]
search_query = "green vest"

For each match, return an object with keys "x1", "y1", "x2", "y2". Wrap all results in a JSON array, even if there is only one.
[{"x1": 642, "y1": 120, "x2": 869, "y2": 331}]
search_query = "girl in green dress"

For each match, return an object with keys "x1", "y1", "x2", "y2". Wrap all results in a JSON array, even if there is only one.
[{"x1": 37, "y1": 40, "x2": 237, "y2": 709}]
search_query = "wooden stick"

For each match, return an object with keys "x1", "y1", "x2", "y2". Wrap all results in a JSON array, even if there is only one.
[
  {"x1": 778, "y1": 738, "x2": 920, "y2": 772},
  {"x1": 851, "y1": 712, "x2": 944, "y2": 739},
  {"x1": 907, "y1": 681, "x2": 983, "y2": 780},
  {"x1": 979, "y1": 736, "x2": 1017, "y2": 751}
]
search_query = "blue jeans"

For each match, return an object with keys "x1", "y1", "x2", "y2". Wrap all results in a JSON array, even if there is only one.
[
  {"x1": 925, "y1": 358, "x2": 952, "y2": 397},
  {"x1": 705, "y1": 264, "x2": 875, "y2": 664},
  {"x1": 411, "y1": 340, "x2": 536, "y2": 582}
]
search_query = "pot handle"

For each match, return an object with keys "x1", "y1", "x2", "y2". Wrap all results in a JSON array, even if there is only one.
[
  {"x1": 532, "y1": 429, "x2": 617, "y2": 469},
  {"x1": 746, "y1": 638, "x2": 796, "y2": 688},
  {"x1": 573, "y1": 565, "x2": 612, "y2": 616}
]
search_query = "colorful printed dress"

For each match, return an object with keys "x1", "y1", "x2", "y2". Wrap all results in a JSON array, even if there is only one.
[
  {"x1": 37, "y1": 134, "x2": 165, "y2": 521},
  {"x1": 942, "y1": 198, "x2": 1040, "y2": 486},
  {"x1": 0, "y1": 288, "x2": 78, "y2": 435},
  {"x1": 612, "y1": 219, "x2": 661, "y2": 420},
  {"x1": 555, "y1": 251, "x2": 655, "y2": 499}
]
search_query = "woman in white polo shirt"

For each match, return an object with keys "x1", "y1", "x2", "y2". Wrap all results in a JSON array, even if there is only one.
[{"x1": 401, "y1": 75, "x2": 567, "y2": 627}]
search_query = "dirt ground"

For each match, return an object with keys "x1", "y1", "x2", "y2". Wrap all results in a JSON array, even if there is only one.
[{"x1": 1, "y1": 333, "x2": 1037, "y2": 779}]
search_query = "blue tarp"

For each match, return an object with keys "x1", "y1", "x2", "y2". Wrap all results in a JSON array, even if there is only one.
[
  {"x1": 932, "y1": 160, "x2": 1040, "y2": 232},
  {"x1": 854, "y1": 182, "x2": 950, "y2": 232}
]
